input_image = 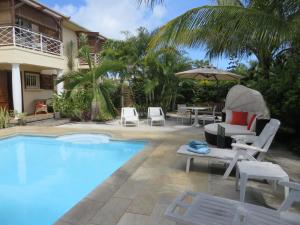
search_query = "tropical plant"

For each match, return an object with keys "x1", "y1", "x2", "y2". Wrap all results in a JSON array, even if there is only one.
[
  {"x1": 0, "y1": 108, "x2": 10, "y2": 129},
  {"x1": 140, "y1": 0, "x2": 300, "y2": 79},
  {"x1": 57, "y1": 34, "x2": 125, "y2": 121},
  {"x1": 102, "y1": 28, "x2": 194, "y2": 111}
]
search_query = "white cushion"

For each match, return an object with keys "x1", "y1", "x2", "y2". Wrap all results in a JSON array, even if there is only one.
[
  {"x1": 205, "y1": 122, "x2": 256, "y2": 137},
  {"x1": 150, "y1": 116, "x2": 165, "y2": 121},
  {"x1": 225, "y1": 110, "x2": 232, "y2": 123},
  {"x1": 250, "y1": 117, "x2": 257, "y2": 132},
  {"x1": 123, "y1": 116, "x2": 139, "y2": 122},
  {"x1": 247, "y1": 112, "x2": 256, "y2": 124}
]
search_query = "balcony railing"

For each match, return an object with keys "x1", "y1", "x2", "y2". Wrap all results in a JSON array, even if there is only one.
[
  {"x1": 79, "y1": 53, "x2": 100, "y2": 65},
  {"x1": 0, "y1": 26, "x2": 63, "y2": 56}
]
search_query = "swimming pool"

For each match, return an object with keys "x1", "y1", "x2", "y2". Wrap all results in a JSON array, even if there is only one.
[{"x1": 0, "y1": 134, "x2": 145, "y2": 225}]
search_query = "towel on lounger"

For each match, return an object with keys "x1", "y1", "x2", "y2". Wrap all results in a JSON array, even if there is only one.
[{"x1": 187, "y1": 140, "x2": 209, "y2": 154}]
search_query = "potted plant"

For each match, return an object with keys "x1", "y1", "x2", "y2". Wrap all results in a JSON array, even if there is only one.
[
  {"x1": 53, "y1": 94, "x2": 62, "y2": 119},
  {"x1": 15, "y1": 112, "x2": 27, "y2": 126},
  {"x1": 0, "y1": 108, "x2": 10, "y2": 129}
]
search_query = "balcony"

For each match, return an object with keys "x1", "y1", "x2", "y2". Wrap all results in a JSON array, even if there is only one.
[
  {"x1": 79, "y1": 53, "x2": 100, "y2": 66},
  {"x1": 0, "y1": 26, "x2": 63, "y2": 56}
]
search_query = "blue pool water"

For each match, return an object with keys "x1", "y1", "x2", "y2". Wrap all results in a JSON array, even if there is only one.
[{"x1": 0, "y1": 135, "x2": 145, "y2": 225}]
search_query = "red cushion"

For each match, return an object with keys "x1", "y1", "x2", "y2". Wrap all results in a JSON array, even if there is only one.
[
  {"x1": 231, "y1": 111, "x2": 248, "y2": 126},
  {"x1": 247, "y1": 114, "x2": 256, "y2": 130}
]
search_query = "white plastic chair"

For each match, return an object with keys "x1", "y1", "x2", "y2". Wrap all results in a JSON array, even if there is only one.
[
  {"x1": 177, "y1": 119, "x2": 281, "y2": 178},
  {"x1": 177, "y1": 104, "x2": 190, "y2": 124},
  {"x1": 121, "y1": 107, "x2": 139, "y2": 127},
  {"x1": 165, "y1": 182, "x2": 300, "y2": 225},
  {"x1": 198, "y1": 105, "x2": 217, "y2": 126},
  {"x1": 147, "y1": 107, "x2": 165, "y2": 126}
]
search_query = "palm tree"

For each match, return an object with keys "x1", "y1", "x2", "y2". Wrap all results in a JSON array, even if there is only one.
[
  {"x1": 58, "y1": 34, "x2": 125, "y2": 121},
  {"x1": 140, "y1": 0, "x2": 300, "y2": 79}
]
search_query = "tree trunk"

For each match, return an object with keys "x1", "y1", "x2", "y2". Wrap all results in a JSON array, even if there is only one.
[
  {"x1": 260, "y1": 59, "x2": 271, "y2": 80},
  {"x1": 256, "y1": 52, "x2": 272, "y2": 80}
]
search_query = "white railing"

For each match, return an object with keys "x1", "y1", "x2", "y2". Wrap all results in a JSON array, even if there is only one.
[
  {"x1": 79, "y1": 53, "x2": 100, "y2": 65},
  {"x1": 0, "y1": 26, "x2": 63, "y2": 56}
]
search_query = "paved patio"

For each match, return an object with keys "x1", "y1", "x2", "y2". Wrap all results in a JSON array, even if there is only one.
[{"x1": 0, "y1": 121, "x2": 299, "y2": 225}]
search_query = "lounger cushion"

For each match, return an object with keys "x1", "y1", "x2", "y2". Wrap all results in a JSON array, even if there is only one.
[
  {"x1": 177, "y1": 145, "x2": 249, "y2": 160},
  {"x1": 225, "y1": 110, "x2": 232, "y2": 123},
  {"x1": 123, "y1": 116, "x2": 139, "y2": 121},
  {"x1": 204, "y1": 123, "x2": 256, "y2": 137},
  {"x1": 150, "y1": 116, "x2": 165, "y2": 121}
]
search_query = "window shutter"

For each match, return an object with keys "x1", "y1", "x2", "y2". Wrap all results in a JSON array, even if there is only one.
[{"x1": 40, "y1": 75, "x2": 54, "y2": 90}]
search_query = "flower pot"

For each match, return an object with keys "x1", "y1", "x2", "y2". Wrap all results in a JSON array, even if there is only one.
[{"x1": 54, "y1": 112, "x2": 61, "y2": 119}]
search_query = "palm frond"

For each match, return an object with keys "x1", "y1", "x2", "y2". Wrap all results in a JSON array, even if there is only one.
[
  {"x1": 149, "y1": 4, "x2": 297, "y2": 59},
  {"x1": 217, "y1": 0, "x2": 244, "y2": 7}
]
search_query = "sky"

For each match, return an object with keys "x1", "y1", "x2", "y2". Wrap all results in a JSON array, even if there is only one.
[{"x1": 40, "y1": 0, "x2": 252, "y2": 69}]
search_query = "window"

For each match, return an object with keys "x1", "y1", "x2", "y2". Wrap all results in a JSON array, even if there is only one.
[
  {"x1": 25, "y1": 72, "x2": 40, "y2": 89},
  {"x1": 40, "y1": 75, "x2": 54, "y2": 90}
]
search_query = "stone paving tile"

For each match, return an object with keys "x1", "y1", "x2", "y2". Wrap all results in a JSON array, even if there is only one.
[
  {"x1": 116, "y1": 213, "x2": 150, "y2": 225},
  {"x1": 88, "y1": 197, "x2": 131, "y2": 225},
  {"x1": 59, "y1": 198, "x2": 105, "y2": 225},
  {"x1": 126, "y1": 191, "x2": 160, "y2": 215},
  {"x1": 87, "y1": 182, "x2": 119, "y2": 203},
  {"x1": 105, "y1": 170, "x2": 131, "y2": 187},
  {"x1": 113, "y1": 179, "x2": 147, "y2": 199},
  {"x1": 148, "y1": 203, "x2": 175, "y2": 225},
  {"x1": 53, "y1": 220, "x2": 73, "y2": 225}
]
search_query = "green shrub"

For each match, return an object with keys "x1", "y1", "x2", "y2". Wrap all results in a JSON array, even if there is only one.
[{"x1": 0, "y1": 108, "x2": 10, "y2": 129}]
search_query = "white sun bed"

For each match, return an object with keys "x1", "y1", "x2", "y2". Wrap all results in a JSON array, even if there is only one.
[
  {"x1": 147, "y1": 107, "x2": 165, "y2": 126},
  {"x1": 177, "y1": 119, "x2": 280, "y2": 178},
  {"x1": 165, "y1": 182, "x2": 300, "y2": 225},
  {"x1": 121, "y1": 107, "x2": 139, "y2": 127}
]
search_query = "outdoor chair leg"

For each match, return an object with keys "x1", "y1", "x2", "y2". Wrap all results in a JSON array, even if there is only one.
[
  {"x1": 278, "y1": 190, "x2": 299, "y2": 212},
  {"x1": 235, "y1": 166, "x2": 240, "y2": 191},
  {"x1": 186, "y1": 157, "x2": 193, "y2": 173},
  {"x1": 240, "y1": 173, "x2": 249, "y2": 202}
]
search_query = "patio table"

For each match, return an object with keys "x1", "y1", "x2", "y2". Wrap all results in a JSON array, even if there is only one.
[{"x1": 180, "y1": 106, "x2": 211, "y2": 127}]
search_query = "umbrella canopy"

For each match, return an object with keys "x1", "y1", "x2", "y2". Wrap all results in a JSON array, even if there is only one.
[
  {"x1": 175, "y1": 66, "x2": 242, "y2": 81},
  {"x1": 224, "y1": 85, "x2": 270, "y2": 119}
]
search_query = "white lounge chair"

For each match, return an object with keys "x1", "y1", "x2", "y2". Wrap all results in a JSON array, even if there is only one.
[
  {"x1": 177, "y1": 119, "x2": 280, "y2": 178},
  {"x1": 165, "y1": 182, "x2": 300, "y2": 225},
  {"x1": 198, "y1": 105, "x2": 217, "y2": 126},
  {"x1": 121, "y1": 107, "x2": 139, "y2": 127},
  {"x1": 147, "y1": 107, "x2": 165, "y2": 126},
  {"x1": 177, "y1": 104, "x2": 190, "y2": 124}
]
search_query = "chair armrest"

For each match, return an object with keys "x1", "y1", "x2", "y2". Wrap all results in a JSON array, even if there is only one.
[
  {"x1": 232, "y1": 135, "x2": 257, "y2": 144},
  {"x1": 231, "y1": 143, "x2": 266, "y2": 152},
  {"x1": 279, "y1": 181, "x2": 300, "y2": 191}
]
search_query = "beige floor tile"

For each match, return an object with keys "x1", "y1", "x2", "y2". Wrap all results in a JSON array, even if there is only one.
[
  {"x1": 88, "y1": 197, "x2": 131, "y2": 225},
  {"x1": 87, "y1": 182, "x2": 119, "y2": 203},
  {"x1": 116, "y1": 213, "x2": 150, "y2": 225},
  {"x1": 127, "y1": 191, "x2": 159, "y2": 215},
  {"x1": 148, "y1": 203, "x2": 176, "y2": 225},
  {"x1": 58, "y1": 198, "x2": 104, "y2": 225}
]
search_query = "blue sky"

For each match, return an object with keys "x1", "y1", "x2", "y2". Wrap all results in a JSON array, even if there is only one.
[{"x1": 40, "y1": 0, "x2": 252, "y2": 69}]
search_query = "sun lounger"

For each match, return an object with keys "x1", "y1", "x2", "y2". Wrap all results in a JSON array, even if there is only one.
[
  {"x1": 147, "y1": 107, "x2": 165, "y2": 126},
  {"x1": 165, "y1": 182, "x2": 300, "y2": 225},
  {"x1": 177, "y1": 119, "x2": 280, "y2": 178},
  {"x1": 121, "y1": 107, "x2": 139, "y2": 127}
]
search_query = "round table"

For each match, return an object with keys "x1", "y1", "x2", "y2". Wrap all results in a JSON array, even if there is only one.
[{"x1": 181, "y1": 106, "x2": 211, "y2": 127}]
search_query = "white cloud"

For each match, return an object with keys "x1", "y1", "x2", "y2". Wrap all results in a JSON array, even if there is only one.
[{"x1": 53, "y1": 0, "x2": 167, "y2": 40}]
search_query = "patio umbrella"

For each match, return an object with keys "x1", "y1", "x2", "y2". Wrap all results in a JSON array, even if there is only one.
[{"x1": 175, "y1": 66, "x2": 242, "y2": 81}]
